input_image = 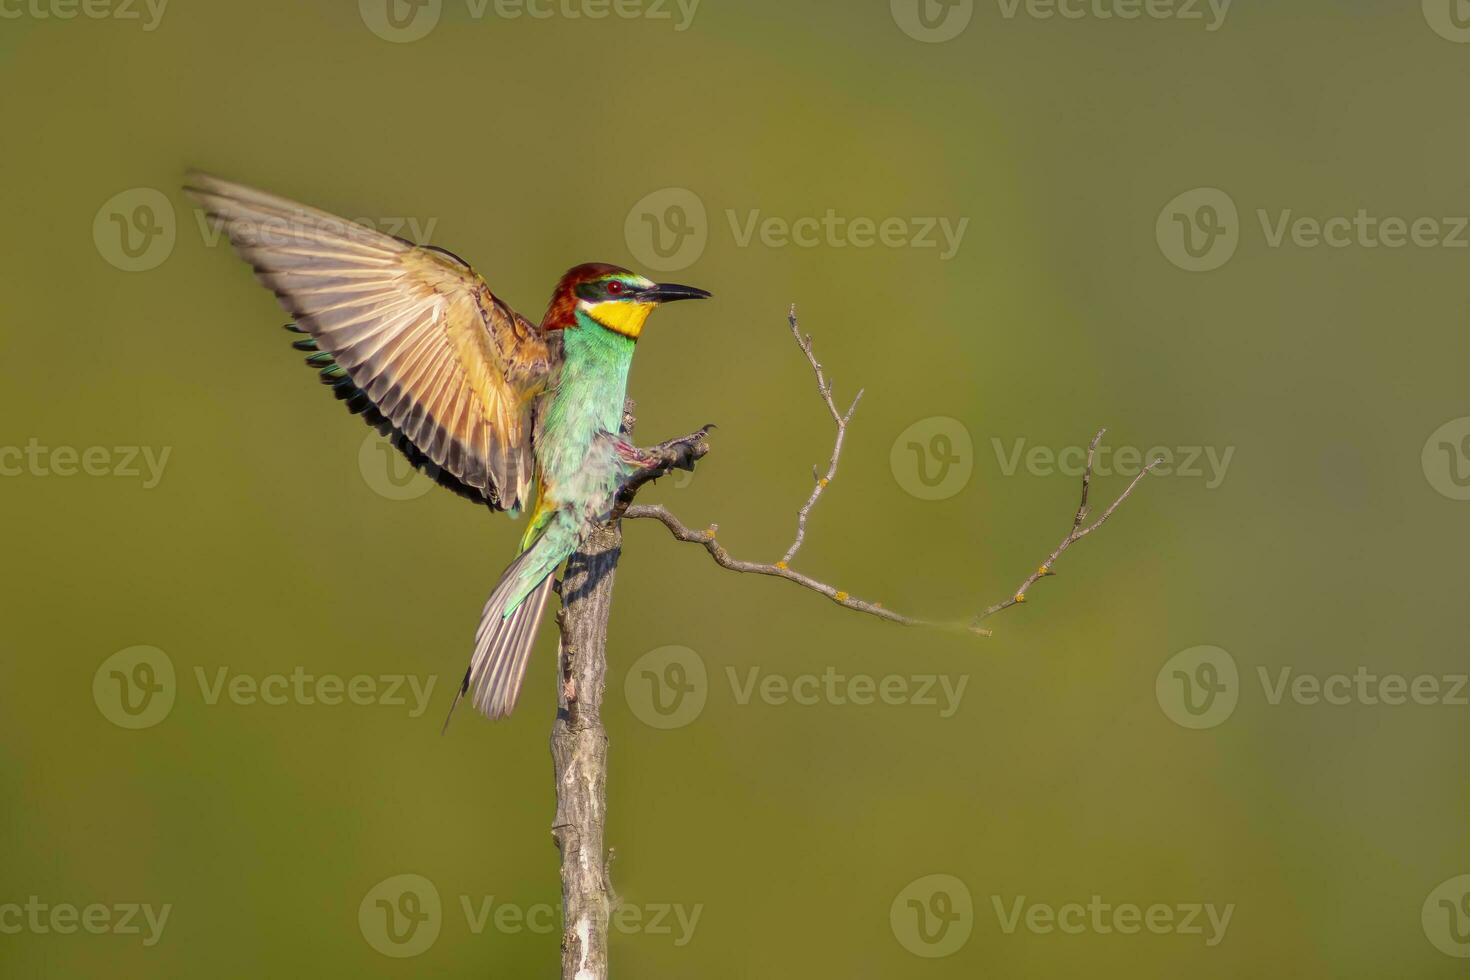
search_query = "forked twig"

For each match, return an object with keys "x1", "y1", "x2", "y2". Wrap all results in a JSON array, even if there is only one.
[
  {"x1": 781, "y1": 306, "x2": 863, "y2": 565},
  {"x1": 972, "y1": 428, "x2": 1162, "y2": 625},
  {"x1": 623, "y1": 308, "x2": 1162, "y2": 634}
]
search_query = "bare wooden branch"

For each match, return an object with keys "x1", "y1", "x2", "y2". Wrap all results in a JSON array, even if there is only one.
[
  {"x1": 551, "y1": 520, "x2": 618, "y2": 980},
  {"x1": 780, "y1": 305, "x2": 863, "y2": 565},
  {"x1": 624, "y1": 309, "x2": 1162, "y2": 636},
  {"x1": 624, "y1": 501, "x2": 948, "y2": 627}
]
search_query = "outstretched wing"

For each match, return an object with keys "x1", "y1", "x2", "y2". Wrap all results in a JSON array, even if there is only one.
[{"x1": 185, "y1": 172, "x2": 555, "y2": 513}]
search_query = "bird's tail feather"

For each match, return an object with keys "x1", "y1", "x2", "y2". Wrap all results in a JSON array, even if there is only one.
[{"x1": 443, "y1": 547, "x2": 559, "y2": 729}]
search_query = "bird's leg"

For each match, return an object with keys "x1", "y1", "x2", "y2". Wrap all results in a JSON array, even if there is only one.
[
  {"x1": 612, "y1": 440, "x2": 660, "y2": 470},
  {"x1": 609, "y1": 424, "x2": 716, "y2": 518},
  {"x1": 615, "y1": 424, "x2": 714, "y2": 477}
]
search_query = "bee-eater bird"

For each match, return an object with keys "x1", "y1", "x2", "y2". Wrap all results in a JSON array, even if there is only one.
[{"x1": 184, "y1": 174, "x2": 710, "y2": 723}]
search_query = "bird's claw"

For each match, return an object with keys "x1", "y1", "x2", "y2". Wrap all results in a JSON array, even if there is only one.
[{"x1": 644, "y1": 425, "x2": 716, "y2": 473}]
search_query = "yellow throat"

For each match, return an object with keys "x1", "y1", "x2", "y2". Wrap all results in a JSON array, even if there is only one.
[{"x1": 586, "y1": 300, "x2": 655, "y2": 339}]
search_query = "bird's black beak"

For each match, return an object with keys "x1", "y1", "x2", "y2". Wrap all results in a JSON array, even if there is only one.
[{"x1": 639, "y1": 282, "x2": 712, "y2": 303}]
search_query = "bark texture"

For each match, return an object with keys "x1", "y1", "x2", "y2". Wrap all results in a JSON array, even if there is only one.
[{"x1": 550, "y1": 520, "x2": 620, "y2": 980}]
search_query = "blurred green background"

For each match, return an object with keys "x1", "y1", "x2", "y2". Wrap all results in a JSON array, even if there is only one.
[{"x1": 3, "y1": 1, "x2": 1470, "y2": 976}]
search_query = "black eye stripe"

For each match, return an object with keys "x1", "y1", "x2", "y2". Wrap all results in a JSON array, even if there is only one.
[{"x1": 575, "y1": 278, "x2": 638, "y2": 301}]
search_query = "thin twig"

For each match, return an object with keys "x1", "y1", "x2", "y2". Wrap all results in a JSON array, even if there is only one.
[
  {"x1": 623, "y1": 309, "x2": 1162, "y2": 636},
  {"x1": 623, "y1": 502, "x2": 971, "y2": 630},
  {"x1": 971, "y1": 428, "x2": 1163, "y2": 625},
  {"x1": 780, "y1": 305, "x2": 863, "y2": 565}
]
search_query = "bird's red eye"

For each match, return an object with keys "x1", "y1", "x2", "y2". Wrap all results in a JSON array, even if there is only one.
[{"x1": 606, "y1": 281, "x2": 624, "y2": 295}]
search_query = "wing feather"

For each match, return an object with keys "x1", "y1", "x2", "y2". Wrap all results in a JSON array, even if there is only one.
[{"x1": 185, "y1": 172, "x2": 555, "y2": 511}]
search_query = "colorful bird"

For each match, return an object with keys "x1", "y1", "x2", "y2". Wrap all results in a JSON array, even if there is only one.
[{"x1": 184, "y1": 174, "x2": 710, "y2": 723}]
